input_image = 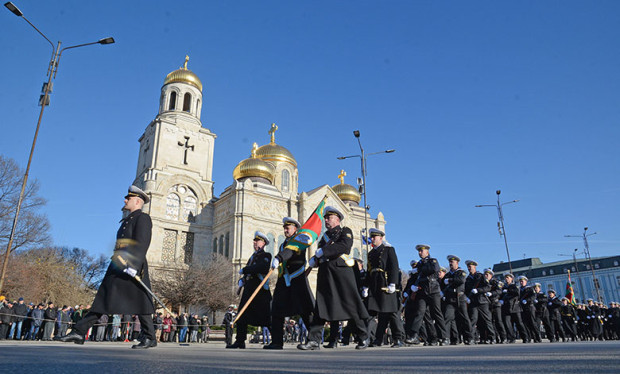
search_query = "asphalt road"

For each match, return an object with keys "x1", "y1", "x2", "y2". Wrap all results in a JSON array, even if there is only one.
[{"x1": 1, "y1": 340, "x2": 618, "y2": 373}]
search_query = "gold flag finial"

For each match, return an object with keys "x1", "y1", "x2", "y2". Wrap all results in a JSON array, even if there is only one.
[
  {"x1": 251, "y1": 142, "x2": 258, "y2": 158},
  {"x1": 268, "y1": 123, "x2": 278, "y2": 144},
  {"x1": 183, "y1": 55, "x2": 189, "y2": 70},
  {"x1": 338, "y1": 169, "x2": 347, "y2": 184}
]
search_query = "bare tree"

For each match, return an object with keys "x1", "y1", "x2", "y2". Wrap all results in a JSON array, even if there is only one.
[
  {"x1": 0, "y1": 155, "x2": 50, "y2": 253},
  {"x1": 3, "y1": 247, "x2": 104, "y2": 305},
  {"x1": 151, "y1": 254, "x2": 236, "y2": 314}
]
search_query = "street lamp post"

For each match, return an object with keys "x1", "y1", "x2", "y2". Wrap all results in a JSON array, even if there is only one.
[
  {"x1": 0, "y1": 2, "x2": 115, "y2": 293},
  {"x1": 475, "y1": 190, "x2": 519, "y2": 275},
  {"x1": 337, "y1": 130, "x2": 395, "y2": 262},
  {"x1": 564, "y1": 227, "x2": 602, "y2": 303}
]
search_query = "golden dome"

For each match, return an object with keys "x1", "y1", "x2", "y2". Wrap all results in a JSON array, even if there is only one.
[
  {"x1": 163, "y1": 55, "x2": 202, "y2": 92},
  {"x1": 255, "y1": 123, "x2": 297, "y2": 167},
  {"x1": 233, "y1": 143, "x2": 276, "y2": 183},
  {"x1": 332, "y1": 170, "x2": 361, "y2": 204}
]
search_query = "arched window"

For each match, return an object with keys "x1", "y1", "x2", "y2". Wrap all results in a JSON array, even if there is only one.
[
  {"x1": 183, "y1": 93, "x2": 191, "y2": 112},
  {"x1": 353, "y1": 248, "x2": 360, "y2": 260},
  {"x1": 183, "y1": 196, "x2": 197, "y2": 223},
  {"x1": 196, "y1": 98, "x2": 201, "y2": 114},
  {"x1": 267, "y1": 233, "x2": 276, "y2": 254},
  {"x1": 281, "y1": 169, "x2": 290, "y2": 191},
  {"x1": 213, "y1": 238, "x2": 218, "y2": 254},
  {"x1": 219, "y1": 235, "x2": 224, "y2": 255},
  {"x1": 165, "y1": 193, "x2": 180, "y2": 220},
  {"x1": 277, "y1": 235, "x2": 285, "y2": 252},
  {"x1": 225, "y1": 232, "x2": 230, "y2": 258},
  {"x1": 168, "y1": 91, "x2": 177, "y2": 110}
]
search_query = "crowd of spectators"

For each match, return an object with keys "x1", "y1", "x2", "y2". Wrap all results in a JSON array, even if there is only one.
[{"x1": 0, "y1": 296, "x2": 211, "y2": 343}]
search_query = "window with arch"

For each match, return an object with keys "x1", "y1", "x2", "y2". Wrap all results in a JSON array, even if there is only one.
[
  {"x1": 219, "y1": 235, "x2": 224, "y2": 255},
  {"x1": 183, "y1": 93, "x2": 191, "y2": 112},
  {"x1": 281, "y1": 169, "x2": 290, "y2": 192},
  {"x1": 167, "y1": 184, "x2": 198, "y2": 222},
  {"x1": 213, "y1": 238, "x2": 218, "y2": 254},
  {"x1": 277, "y1": 235, "x2": 285, "y2": 251},
  {"x1": 165, "y1": 193, "x2": 180, "y2": 220},
  {"x1": 168, "y1": 91, "x2": 177, "y2": 110},
  {"x1": 267, "y1": 233, "x2": 276, "y2": 254},
  {"x1": 353, "y1": 247, "x2": 360, "y2": 260},
  {"x1": 196, "y1": 98, "x2": 200, "y2": 115},
  {"x1": 225, "y1": 232, "x2": 230, "y2": 258}
]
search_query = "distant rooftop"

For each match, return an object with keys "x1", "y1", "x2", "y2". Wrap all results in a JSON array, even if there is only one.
[{"x1": 492, "y1": 255, "x2": 620, "y2": 278}]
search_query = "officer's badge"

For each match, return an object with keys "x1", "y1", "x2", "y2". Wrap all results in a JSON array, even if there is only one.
[{"x1": 346, "y1": 233, "x2": 352, "y2": 238}]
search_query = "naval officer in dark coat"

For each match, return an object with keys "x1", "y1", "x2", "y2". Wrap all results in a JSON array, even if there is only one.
[
  {"x1": 365, "y1": 228, "x2": 405, "y2": 347},
  {"x1": 298, "y1": 206, "x2": 370, "y2": 350},
  {"x1": 56, "y1": 186, "x2": 156, "y2": 348},
  {"x1": 264, "y1": 217, "x2": 315, "y2": 350},
  {"x1": 227, "y1": 231, "x2": 272, "y2": 349}
]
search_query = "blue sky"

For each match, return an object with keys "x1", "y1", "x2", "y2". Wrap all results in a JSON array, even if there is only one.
[{"x1": 2, "y1": 1, "x2": 619, "y2": 271}]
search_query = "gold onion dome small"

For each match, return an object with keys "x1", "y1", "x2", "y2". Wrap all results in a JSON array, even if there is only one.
[
  {"x1": 332, "y1": 170, "x2": 361, "y2": 205},
  {"x1": 233, "y1": 143, "x2": 276, "y2": 184},
  {"x1": 255, "y1": 123, "x2": 297, "y2": 167},
  {"x1": 163, "y1": 55, "x2": 203, "y2": 92}
]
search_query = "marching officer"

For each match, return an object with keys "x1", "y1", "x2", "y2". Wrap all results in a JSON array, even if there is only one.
[
  {"x1": 533, "y1": 283, "x2": 555, "y2": 342},
  {"x1": 298, "y1": 206, "x2": 369, "y2": 350},
  {"x1": 227, "y1": 231, "x2": 272, "y2": 349},
  {"x1": 406, "y1": 244, "x2": 448, "y2": 345},
  {"x1": 222, "y1": 305, "x2": 237, "y2": 346},
  {"x1": 403, "y1": 259, "x2": 419, "y2": 341},
  {"x1": 518, "y1": 275, "x2": 541, "y2": 343},
  {"x1": 365, "y1": 228, "x2": 405, "y2": 348},
  {"x1": 56, "y1": 186, "x2": 156, "y2": 348},
  {"x1": 547, "y1": 290, "x2": 566, "y2": 342},
  {"x1": 485, "y1": 269, "x2": 506, "y2": 343},
  {"x1": 560, "y1": 297, "x2": 578, "y2": 341},
  {"x1": 265, "y1": 217, "x2": 315, "y2": 350},
  {"x1": 442, "y1": 255, "x2": 473, "y2": 345},
  {"x1": 501, "y1": 273, "x2": 529, "y2": 343},
  {"x1": 464, "y1": 260, "x2": 496, "y2": 344}
]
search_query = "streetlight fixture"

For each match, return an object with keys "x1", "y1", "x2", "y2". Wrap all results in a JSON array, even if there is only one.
[
  {"x1": 0, "y1": 1, "x2": 115, "y2": 293},
  {"x1": 337, "y1": 130, "x2": 395, "y2": 261},
  {"x1": 564, "y1": 227, "x2": 602, "y2": 303},
  {"x1": 475, "y1": 189, "x2": 519, "y2": 275}
]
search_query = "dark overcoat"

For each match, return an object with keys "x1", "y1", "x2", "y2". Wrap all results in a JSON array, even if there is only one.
[
  {"x1": 366, "y1": 244, "x2": 400, "y2": 314},
  {"x1": 238, "y1": 249, "x2": 272, "y2": 326},
  {"x1": 272, "y1": 237, "x2": 315, "y2": 317},
  {"x1": 443, "y1": 268, "x2": 468, "y2": 305},
  {"x1": 464, "y1": 272, "x2": 491, "y2": 306},
  {"x1": 315, "y1": 226, "x2": 370, "y2": 322},
  {"x1": 91, "y1": 209, "x2": 155, "y2": 315}
]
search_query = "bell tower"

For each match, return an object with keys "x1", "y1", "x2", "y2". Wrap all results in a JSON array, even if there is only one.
[{"x1": 133, "y1": 56, "x2": 216, "y2": 269}]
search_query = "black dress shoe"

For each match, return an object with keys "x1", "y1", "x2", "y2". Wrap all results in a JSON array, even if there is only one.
[
  {"x1": 297, "y1": 341, "x2": 320, "y2": 350},
  {"x1": 368, "y1": 340, "x2": 381, "y2": 347},
  {"x1": 54, "y1": 331, "x2": 85, "y2": 345},
  {"x1": 132, "y1": 338, "x2": 157, "y2": 349},
  {"x1": 391, "y1": 340, "x2": 404, "y2": 348},
  {"x1": 355, "y1": 341, "x2": 368, "y2": 350},
  {"x1": 226, "y1": 341, "x2": 246, "y2": 349},
  {"x1": 263, "y1": 343, "x2": 283, "y2": 350},
  {"x1": 323, "y1": 341, "x2": 337, "y2": 348}
]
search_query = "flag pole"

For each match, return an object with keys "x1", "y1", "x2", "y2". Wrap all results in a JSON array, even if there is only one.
[{"x1": 232, "y1": 267, "x2": 274, "y2": 326}]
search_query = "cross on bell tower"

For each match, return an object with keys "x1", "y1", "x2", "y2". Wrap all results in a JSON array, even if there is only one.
[
  {"x1": 269, "y1": 123, "x2": 278, "y2": 144},
  {"x1": 178, "y1": 136, "x2": 194, "y2": 165}
]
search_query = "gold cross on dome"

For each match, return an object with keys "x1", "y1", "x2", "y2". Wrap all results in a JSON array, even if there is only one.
[
  {"x1": 269, "y1": 123, "x2": 278, "y2": 144},
  {"x1": 338, "y1": 169, "x2": 346, "y2": 184},
  {"x1": 251, "y1": 142, "x2": 258, "y2": 158},
  {"x1": 183, "y1": 55, "x2": 189, "y2": 70}
]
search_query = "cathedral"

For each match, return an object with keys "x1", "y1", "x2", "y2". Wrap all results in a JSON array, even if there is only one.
[{"x1": 132, "y1": 57, "x2": 386, "y2": 285}]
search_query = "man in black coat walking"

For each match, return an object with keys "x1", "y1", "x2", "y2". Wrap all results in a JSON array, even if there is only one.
[
  {"x1": 227, "y1": 231, "x2": 272, "y2": 349},
  {"x1": 298, "y1": 206, "x2": 369, "y2": 351},
  {"x1": 56, "y1": 186, "x2": 156, "y2": 349},
  {"x1": 365, "y1": 228, "x2": 405, "y2": 348},
  {"x1": 264, "y1": 217, "x2": 315, "y2": 350}
]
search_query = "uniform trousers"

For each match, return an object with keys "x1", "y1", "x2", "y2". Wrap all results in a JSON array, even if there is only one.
[
  {"x1": 522, "y1": 307, "x2": 541, "y2": 341},
  {"x1": 271, "y1": 313, "x2": 311, "y2": 346},
  {"x1": 444, "y1": 302, "x2": 473, "y2": 343},
  {"x1": 411, "y1": 292, "x2": 447, "y2": 340},
  {"x1": 374, "y1": 311, "x2": 405, "y2": 343},
  {"x1": 469, "y1": 304, "x2": 496, "y2": 342},
  {"x1": 308, "y1": 314, "x2": 367, "y2": 344},
  {"x1": 504, "y1": 311, "x2": 529, "y2": 342},
  {"x1": 490, "y1": 306, "x2": 506, "y2": 341},
  {"x1": 73, "y1": 312, "x2": 154, "y2": 340}
]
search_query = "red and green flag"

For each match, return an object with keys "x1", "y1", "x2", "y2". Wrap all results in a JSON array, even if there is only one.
[
  {"x1": 566, "y1": 270, "x2": 576, "y2": 305},
  {"x1": 284, "y1": 196, "x2": 327, "y2": 253}
]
